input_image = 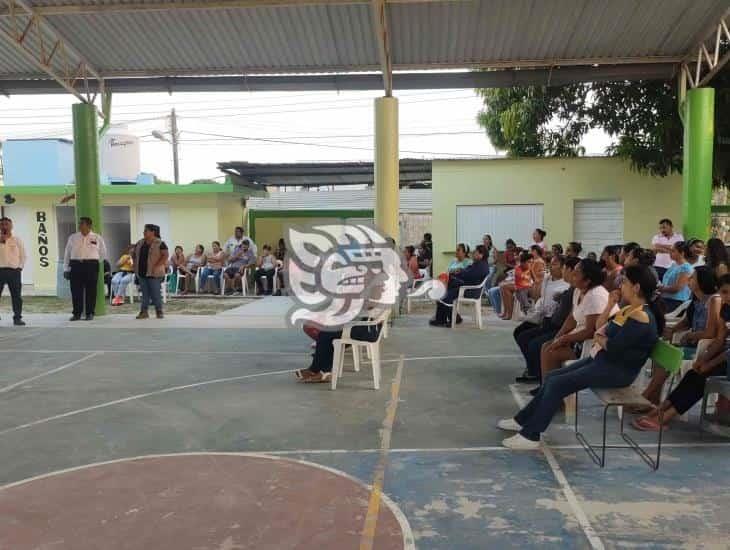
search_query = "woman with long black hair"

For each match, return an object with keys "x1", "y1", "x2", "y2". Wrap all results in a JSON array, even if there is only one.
[{"x1": 498, "y1": 265, "x2": 664, "y2": 450}]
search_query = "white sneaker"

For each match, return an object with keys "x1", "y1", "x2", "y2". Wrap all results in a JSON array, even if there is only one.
[
  {"x1": 497, "y1": 418, "x2": 522, "y2": 432},
  {"x1": 502, "y1": 433, "x2": 541, "y2": 450}
]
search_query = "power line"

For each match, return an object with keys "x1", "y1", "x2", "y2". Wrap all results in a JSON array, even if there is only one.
[{"x1": 180, "y1": 130, "x2": 491, "y2": 157}]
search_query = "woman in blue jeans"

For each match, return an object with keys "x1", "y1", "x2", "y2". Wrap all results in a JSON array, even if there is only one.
[{"x1": 498, "y1": 265, "x2": 664, "y2": 450}]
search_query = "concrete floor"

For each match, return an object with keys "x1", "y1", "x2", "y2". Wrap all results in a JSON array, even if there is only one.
[{"x1": 0, "y1": 298, "x2": 729, "y2": 549}]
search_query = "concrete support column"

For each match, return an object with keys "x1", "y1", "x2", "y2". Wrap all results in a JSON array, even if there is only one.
[
  {"x1": 374, "y1": 96, "x2": 399, "y2": 243},
  {"x1": 73, "y1": 102, "x2": 106, "y2": 315},
  {"x1": 682, "y1": 87, "x2": 715, "y2": 241}
]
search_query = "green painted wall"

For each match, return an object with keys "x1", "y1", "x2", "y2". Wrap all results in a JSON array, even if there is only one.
[{"x1": 432, "y1": 157, "x2": 683, "y2": 275}]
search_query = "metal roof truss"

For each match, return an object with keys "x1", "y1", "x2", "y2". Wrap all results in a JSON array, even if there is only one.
[{"x1": 683, "y1": 8, "x2": 730, "y2": 88}]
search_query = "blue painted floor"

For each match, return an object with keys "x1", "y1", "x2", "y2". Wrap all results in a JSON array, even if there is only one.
[{"x1": 1, "y1": 312, "x2": 729, "y2": 549}]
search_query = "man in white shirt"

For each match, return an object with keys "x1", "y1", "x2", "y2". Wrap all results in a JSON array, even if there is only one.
[
  {"x1": 651, "y1": 218, "x2": 684, "y2": 280},
  {"x1": 63, "y1": 216, "x2": 108, "y2": 321},
  {"x1": 0, "y1": 217, "x2": 26, "y2": 326},
  {"x1": 223, "y1": 226, "x2": 257, "y2": 257}
]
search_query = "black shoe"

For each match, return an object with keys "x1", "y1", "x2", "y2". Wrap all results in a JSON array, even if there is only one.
[
  {"x1": 529, "y1": 387, "x2": 540, "y2": 396},
  {"x1": 69, "y1": 315, "x2": 81, "y2": 322},
  {"x1": 13, "y1": 319, "x2": 26, "y2": 326},
  {"x1": 429, "y1": 319, "x2": 447, "y2": 327},
  {"x1": 85, "y1": 314, "x2": 94, "y2": 321},
  {"x1": 455, "y1": 314, "x2": 463, "y2": 324}
]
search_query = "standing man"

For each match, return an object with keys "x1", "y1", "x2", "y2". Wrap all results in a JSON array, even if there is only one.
[
  {"x1": 134, "y1": 224, "x2": 170, "y2": 319},
  {"x1": 64, "y1": 217, "x2": 107, "y2": 321},
  {"x1": 0, "y1": 217, "x2": 27, "y2": 326},
  {"x1": 224, "y1": 226, "x2": 257, "y2": 257},
  {"x1": 651, "y1": 218, "x2": 684, "y2": 280}
]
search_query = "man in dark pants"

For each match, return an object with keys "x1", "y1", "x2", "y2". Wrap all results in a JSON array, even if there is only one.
[
  {"x1": 0, "y1": 217, "x2": 27, "y2": 326},
  {"x1": 63, "y1": 217, "x2": 107, "y2": 321},
  {"x1": 430, "y1": 245, "x2": 490, "y2": 327}
]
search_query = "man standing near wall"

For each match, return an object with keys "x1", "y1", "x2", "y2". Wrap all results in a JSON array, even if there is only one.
[
  {"x1": 224, "y1": 226, "x2": 257, "y2": 257},
  {"x1": 0, "y1": 217, "x2": 27, "y2": 326},
  {"x1": 63, "y1": 217, "x2": 107, "y2": 321},
  {"x1": 651, "y1": 218, "x2": 684, "y2": 280}
]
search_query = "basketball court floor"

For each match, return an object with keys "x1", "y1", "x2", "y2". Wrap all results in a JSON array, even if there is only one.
[{"x1": 1, "y1": 297, "x2": 729, "y2": 549}]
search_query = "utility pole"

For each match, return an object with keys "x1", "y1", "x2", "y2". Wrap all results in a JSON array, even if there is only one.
[{"x1": 170, "y1": 108, "x2": 180, "y2": 185}]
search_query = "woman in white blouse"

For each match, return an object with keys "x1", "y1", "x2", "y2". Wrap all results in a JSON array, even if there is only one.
[{"x1": 537, "y1": 258, "x2": 618, "y2": 386}]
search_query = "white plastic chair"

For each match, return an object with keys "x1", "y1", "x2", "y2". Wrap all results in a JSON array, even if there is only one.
[
  {"x1": 448, "y1": 275, "x2": 489, "y2": 329},
  {"x1": 406, "y1": 270, "x2": 431, "y2": 314},
  {"x1": 197, "y1": 267, "x2": 225, "y2": 296},
  {"x1": 664, "y1": 300, "x2": 691, "y2": 330},
  {"x1": 331, "y1": 310, "x2": 390, "y2": 390}
]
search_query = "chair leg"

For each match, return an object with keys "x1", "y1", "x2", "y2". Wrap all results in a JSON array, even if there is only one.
[
  {"x1": 371, "y1": 344, "x2": 381, "y2": 390},
  {"x1": 353, "y1": 345, "x2": 361, "y2": 372},
  {"x1": 564, "y1": 393, "x2": 577, "y2": 424},
  {"x1": 475, "y1": 301, "x2": 483, "y2": 329},
  {"x1": 451, "y1": 304, "x2": 457, "y2": 328},
  {"x1": 331, "y1": 342, "x2": 343, "y2": 390}
]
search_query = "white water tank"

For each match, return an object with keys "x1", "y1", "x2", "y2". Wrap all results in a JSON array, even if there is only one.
[{"x1": 100, "y1": 126, "x2": 140, "y2": 183}]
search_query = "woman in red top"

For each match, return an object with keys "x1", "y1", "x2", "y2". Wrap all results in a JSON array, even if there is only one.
[
  {"x1": 404, "y1": 245, "x2": 422, "y2": 280},
  {"x1": 500, "y1": 251, "x2": 533, "y2": 320}
]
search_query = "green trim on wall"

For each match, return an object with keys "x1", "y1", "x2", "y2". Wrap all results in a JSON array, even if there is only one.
[
  {"x1": 2, "y1": 183, "x2": 237, "y2": 196},
  {"x1": 248, "y1": 209, "x2": 374, "y2": 244}
]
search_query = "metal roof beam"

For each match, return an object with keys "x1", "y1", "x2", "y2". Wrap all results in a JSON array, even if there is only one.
[
  {"x1": 0, "y1": 0, "x2": 464, "y2": 16},
  {"x1": 0, "y1": 0, "x2": 103, "y2": 103},
  {"x1": 682, "y1": 7, "x2": 730, "y2": 88},
  {"x1": 371, "y1": 0, "x2": 393, "y2": 96},
  {"x1": 0, "y1": 63, "x2": 678, "y2": 95}
]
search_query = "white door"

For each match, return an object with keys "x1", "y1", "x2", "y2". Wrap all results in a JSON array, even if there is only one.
[
  {"x1": 457, "y1": 204, "x2": 543, "y2": 250},
  {"x1": 573, "y1": 199, "x2": 624, "y2": 257},
  {"x1": 136, "y1": 204, "x2": 171, "y2": 244},
  {"x1": 3, "y1": 205, "x2": 33, "y2": 284}
]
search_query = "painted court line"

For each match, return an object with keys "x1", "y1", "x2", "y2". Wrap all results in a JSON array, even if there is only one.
[
  {"x1": 0, "y1": 369, "x2": 294, "y2": 437},
  {"x1": 510, "y1": 384, "x2": 605, "y2": 550},
  {"x1": 0, "y1": 352, "x2": 102, "y2": 394},
  {"x1": 360, "y1": 355, "x2": 405, "y2": 550}
]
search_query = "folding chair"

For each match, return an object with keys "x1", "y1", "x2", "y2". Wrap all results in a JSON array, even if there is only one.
[{"x1": 574, "y1": 340, "x2": 683, "y2": 470}]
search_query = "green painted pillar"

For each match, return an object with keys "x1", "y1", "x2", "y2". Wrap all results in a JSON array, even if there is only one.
[
  {"x1": 72, "y1": 102, "x2": 106, "y2": 315},
  {"x1": 682, "y1": 87, "x2": 715, "y2": 241}
]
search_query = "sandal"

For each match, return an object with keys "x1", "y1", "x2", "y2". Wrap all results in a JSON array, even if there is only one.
[
  {"x1": 631, "y1": 416, "x2": 667, "y2": 432},
  {"x1": 304, "y1": 372, "x2": 332, "y2": 384},
  {"x1": 625, "y1": 404, "x2": 656, "y2": 415},
  {"x1": 295, "y1": 369, "x2": 316, "y2": 381}
]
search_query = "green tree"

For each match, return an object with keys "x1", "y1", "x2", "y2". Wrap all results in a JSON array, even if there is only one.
[{"x1": 476, "y1": 67, "x2": 729, "y2": 185}]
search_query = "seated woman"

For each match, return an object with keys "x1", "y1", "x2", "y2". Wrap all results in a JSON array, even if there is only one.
[
  {"x1": 658, "y1": 241, "x2": 693, "y2": 312},
  {"x1": 179, "y1": 245, "x2": 206, "y2": 294},
  {"x1": 111, "y1": 245, "x2": 135, "y2": 306},
  {"x1": 528, "y1": 245, "x2": 546, "y2": 300},
  {"x1": 255, "y1": 244, "x2": 277, "y2": 295},
  {"x1": 513, "y1": 255, "x2": 572, "y2": 382},
  {"x1": 448, "y1": 243, "x2": 472, "y2": 274},
  {"x1": 639, "y1": 266, "x2": 721, "y2": 408},
  {"x1": 430, "y1": 245, "x2": 490, "y2": 326},
  {"x1": 601, "y1": 245, "x2": 623, "y2": 292},
  {"x1": 566, "y1": 241, "x2": 583, "y2": 259},
  {"x1": 536, "y1": 259, "x2": 613, "y2": 389},
  {"x1": 199, "y1": 241, "x2": 225, "y2": 294},
  {"x1": 705, "y1": 238, "x2": 729, "y2": 279},
  {"x1": 169, "y1": 245, "x2": 186, "y2": 293},
  {"x1": 633, "y1": 273, "x2": 730, "y2": 431},
  {"x1": 295, "y1": 277, "x2": 389, "y2": 383},
  {"x1": 499, "y1": 265, "x2": 663, "y2": 449},
  {"x1": 686, "y1": 238, "x2": 706, "y2": 267},
  {"x1": 404, "y1": 245, "x2": 423, "y2": 281},
  {"x1": 500, "y1": 251, "x2": 533, "y2": 320}
]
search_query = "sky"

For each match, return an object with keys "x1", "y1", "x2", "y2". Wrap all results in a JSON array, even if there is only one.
[{"x1": 0, "y1": 89, "x2": 613, "y2": 184}]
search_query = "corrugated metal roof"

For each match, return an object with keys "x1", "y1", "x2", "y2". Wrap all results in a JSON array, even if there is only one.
[
  {"x1": 0, "y1": 0, "x2": 726, "y2": 80},
  {"x1": 248, "y1": 188, "x2": 432, "y2": 213}
]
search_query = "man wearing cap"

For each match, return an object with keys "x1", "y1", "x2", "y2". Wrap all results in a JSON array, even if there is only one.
[
  {"x1": 0, "y1": 216, "x2": 27, "y2": 326},
  {"x1": 63, "y1": 216, "x2": 107, "y2": 321},
  {"x1": 133, "y1": 224, "x2": 169, "y2": 319}
]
